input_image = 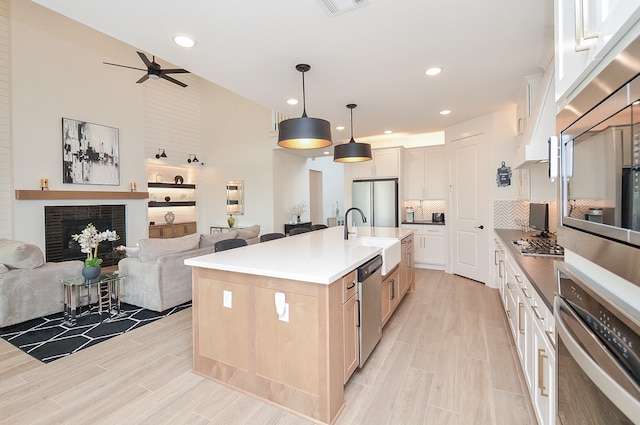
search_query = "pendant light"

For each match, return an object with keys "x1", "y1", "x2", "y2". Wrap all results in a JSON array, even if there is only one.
[
  {"x1": 333, "y1": 104, "x2": 372, "y2": 163},
  {"x1": 277, "y1": 64, "x2": 332, "y2": 149}
]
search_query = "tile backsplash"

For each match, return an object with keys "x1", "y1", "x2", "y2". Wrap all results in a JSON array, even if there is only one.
[
  {"x1": 494, "y1": 200, "x2": 558, "y2": 233},
  {"x1": 403, "y1": 200, "x2": 446, "y2": 221}
]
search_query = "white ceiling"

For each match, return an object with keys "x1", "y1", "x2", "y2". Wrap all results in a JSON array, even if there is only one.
[{"x1": 33, "y1": 0, "x2": 554, "y2": 157}]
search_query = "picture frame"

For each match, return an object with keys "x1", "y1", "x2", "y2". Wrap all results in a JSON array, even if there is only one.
[{"x1": 62, "y1": 118, "x2": 120, "y2": 185}]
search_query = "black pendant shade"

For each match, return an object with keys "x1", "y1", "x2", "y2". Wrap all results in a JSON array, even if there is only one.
[
  {"x1": 333, "y1": 104, "x2": 372, "y2": 163},
  {"x1": 277, "y1": 64, "x2": 332, "y2": 149}
]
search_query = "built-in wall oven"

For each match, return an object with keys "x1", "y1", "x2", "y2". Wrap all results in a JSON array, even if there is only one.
[
  {"x1": 556, "y1": 35, "x2": 640, "y2": 287},
  {"x1": 555, "y1": 263, "x2": 640, "y2": 424}
]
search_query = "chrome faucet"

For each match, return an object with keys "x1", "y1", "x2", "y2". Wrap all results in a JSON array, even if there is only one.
[{"x1": 344, "y1": 207, "x2": 367, "y2": 240}]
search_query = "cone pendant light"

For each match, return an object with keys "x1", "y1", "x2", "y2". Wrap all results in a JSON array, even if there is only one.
[
  {"x1": 333, "y1": 104, "x2": 372, "y2": 163},
  {"x1": 277, "y1": 64, "x2": 332, "y2": 149}
]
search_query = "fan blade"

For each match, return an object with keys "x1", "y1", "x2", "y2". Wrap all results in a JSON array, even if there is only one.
[
  {"x1": 161, "y1": 74, "x2": 188, "y2": 88},
  {"x1": 137, "y1": 51, "x2": 153, "y2": 68},
  {"x1": 103, "y1": 62, "x2": 146, "y2": 72},
  {"x1": 136, "y1": 74, "x2": 150, "y2": 84},
  {"x1": 161, "y1": 68, "x2": 190, "y2": 74}
]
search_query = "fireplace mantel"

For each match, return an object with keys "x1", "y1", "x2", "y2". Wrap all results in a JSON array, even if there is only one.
[{"x1": 15, "y1": 190, "x2": 149, "y2": 200}]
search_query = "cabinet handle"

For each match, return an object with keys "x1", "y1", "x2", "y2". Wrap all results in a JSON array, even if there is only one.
[
  {"x1": 515, "y1": 274, "x2": 523, "y2": 284},
  {"x1": 499, "y1": 260, "x2": 504, "y2": 278},
  {"x1": 494, "y1": 250, "x2": 498, "y2": 265},
  {"x1": 537, "y1": 348, "x2": 548, "y2": 397},
  {"x1": 545, "y1": 330, "x2": 556, "y2": 350},
  {"x1": 532, "y1": 305, "x2": 545, "y2": 321},
  {"x1": 346, "y1": 282, "x2": 356, "y2": 290},
  {"x1": 390, "y1": 279, "x2": 395, "y2": 300},
  {"x1": 522, "y1": 288, "x2": 532, "y2": 299},
  {"x1": 506, "y1": 309, "x2": 512, "y2": 319},
  {"x1": 518, "y1": 303, "x2": 525, "y2": 334}
]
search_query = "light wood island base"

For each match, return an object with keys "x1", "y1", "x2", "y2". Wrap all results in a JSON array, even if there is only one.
[{"x1": 192, "y1": 266, "x2": 347, "y2": 425}]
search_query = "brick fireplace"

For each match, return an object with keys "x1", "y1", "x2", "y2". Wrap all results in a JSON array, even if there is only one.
[{"x1": 44, "y1": 205, "x2": 126, "y2": 266}]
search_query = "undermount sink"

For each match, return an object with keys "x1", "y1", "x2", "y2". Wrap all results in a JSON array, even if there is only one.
[{"x1": 347, "y1": 236, "x2": 401, "y2": 275}]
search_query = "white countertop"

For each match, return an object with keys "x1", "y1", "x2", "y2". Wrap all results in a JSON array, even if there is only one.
[{"x1": 184, "y1": 226, "x2": 413, "y2": 284}]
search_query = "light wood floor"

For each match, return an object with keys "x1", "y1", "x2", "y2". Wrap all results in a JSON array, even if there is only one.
[{"x1": 0, "y1": 269, "x2": 536, "y2": 425}]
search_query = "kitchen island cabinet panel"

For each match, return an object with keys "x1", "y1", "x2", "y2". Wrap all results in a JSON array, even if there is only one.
[{"x1": 192, "y1": 267, "x2": 345, "y2": 425}]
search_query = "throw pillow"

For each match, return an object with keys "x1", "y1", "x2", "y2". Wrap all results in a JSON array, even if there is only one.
[
  {"x1": 236, "y1": 225, "x2": 260, "y2": 240},
  {"x1": 124, "y1": 246, "x2": 139, "y2": 258},
  {"x1": 138, "y1": 233, "x2": 200, "y2": 263},
  {"x1": 0, "y1": 239, "x2": 45, "y2": 270},
  {"x1": 199, "y1": 231, "x2": 237, "y2": 248}
]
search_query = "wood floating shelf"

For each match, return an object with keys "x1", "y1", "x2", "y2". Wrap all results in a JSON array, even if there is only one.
[
  {"x1": 148, "y1": 182, "x2": 196, "y2": 189},
  {"x1": 148, "y1": 201, "x2": 196, "y2": 207},
  {"x1": 15, "y1": 190, "x2": 150, "y2": 200}
]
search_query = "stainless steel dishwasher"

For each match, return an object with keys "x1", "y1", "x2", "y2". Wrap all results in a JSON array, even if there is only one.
[{"x1": 357, "y1": 255, "x2": 383, "y2": 367}]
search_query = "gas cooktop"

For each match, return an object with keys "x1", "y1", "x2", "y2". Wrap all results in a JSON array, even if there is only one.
[{"x1": 512, "y1": 239, "x2": 564, "y2": 257}]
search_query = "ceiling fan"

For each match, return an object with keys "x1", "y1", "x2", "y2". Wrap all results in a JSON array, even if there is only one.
[{"x1": 104, "y1": 51, "x2": 189, "y2": 87}]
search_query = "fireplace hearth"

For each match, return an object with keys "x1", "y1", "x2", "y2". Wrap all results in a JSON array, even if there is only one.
[{"x1": 45, "y1": 205, "x2": 126, "y2": 266}]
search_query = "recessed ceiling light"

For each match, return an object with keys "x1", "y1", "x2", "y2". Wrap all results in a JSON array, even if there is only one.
[
  {"x1": 440, "y1": 109, "x2": 451, "y2": 115},
  {"x1": 425, "y1": 67, "x2": 442, "y2": 76},
  {"x1": 336, "y1": 126, "x2": 345, "y2": 131},
  {"x1": 174, "y1": 35, "x2": 195, "y2": 48},
  {"x1": 287, "y1": 98, "x2": 299, "y2": 105},
  {"x1": 384, "y1": 130, "x2": 393, "y2": 134},
  {"x1": 323, "y1": 151, "x2": 331, "y2": 155}
]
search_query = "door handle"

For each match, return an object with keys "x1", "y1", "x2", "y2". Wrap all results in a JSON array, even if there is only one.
[{"x1": 475, "y1": 225, "x2": 484, "y2": 229}]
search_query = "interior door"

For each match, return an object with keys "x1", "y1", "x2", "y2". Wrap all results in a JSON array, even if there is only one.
[{"x1": 449, "y1": 133, "x2": 489, "y2": 283}]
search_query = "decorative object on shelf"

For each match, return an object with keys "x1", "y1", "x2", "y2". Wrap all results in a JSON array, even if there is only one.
[
  {"x1": 62, "y1": 118, "x2": 120, "y2": 185},
  {"x1": 228, "y1": 214, "x2": 235, "y2": 228},
  {"x1": 288, "y1": 202, "x2": 307, "y2": 224},
  {"x1": 155, "y1": 174, "x2": 163, "y2": 183},
  {"x1": 164, "y1": 211, "x2": 175, "y2": 224},
  {"x1": 129, "y1": 182, "x2": 137, "y2": 192},
  {"x1": 277, "y1": 64, "x2": 332, "y2": 150},
  {"x1": 40, "y1": 178, "x2": 49, "y2": 190},
  {"x1": 82, "y1": 265, "x2": 101, "y2": 280},
  {"x1": 187, "y1": 154, "x2": 199, "y2": 164},
  {"x1": 174, "y1": 175, "x2": 184, "y2": 185},
  {"x1": 333, "y1": 104, "x2": 372, "y2": 163},
  {"x1": 164, "y1": 196, "x2": 171, "y2": 202},
  {"x1": 155, "y1": 149, "x2": 168, "y2": 159},
  {"x1": 71, "y1": 223, "x2": 120, "y2": 277}
]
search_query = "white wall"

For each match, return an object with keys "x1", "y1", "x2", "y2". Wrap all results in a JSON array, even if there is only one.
[{"x1": 306, "y1": 156, "x2": 345, "y2": 224}]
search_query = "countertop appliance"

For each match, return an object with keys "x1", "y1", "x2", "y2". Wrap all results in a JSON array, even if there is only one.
[
  {"x1": 432, "y1": 212, "x2": 445, "y2": 223},
  {"x1": 357, "y1": 255, "x2": 383, "y2": 367},
  {"x1": 512, "y1": 238, "x2": 564, "y2": 257},
  {"x1": 406, "y1": 207, "x2": 414, "y2": 223},
  {"x1": 352, "y1": 179, "x2": 398, "y2": 227},
  {"x1": 554, "y1": 263, "x2": 640, "y2": 424}
]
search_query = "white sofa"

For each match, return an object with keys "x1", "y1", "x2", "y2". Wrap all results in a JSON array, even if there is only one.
[
  {"x1": 118, "y1": 225, "x2": 260, "y2": 312},
  {"x1": 0, "y1": 238, "x2": 83, "y2": 328}
]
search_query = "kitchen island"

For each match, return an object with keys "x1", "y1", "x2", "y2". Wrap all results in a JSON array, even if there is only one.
[{"x1": 185, "y1": 226, "x2": 412, "y2": 424}]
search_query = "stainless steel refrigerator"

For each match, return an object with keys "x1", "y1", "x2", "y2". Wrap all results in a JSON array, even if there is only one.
[{"x1": 351, "y1": 178, "x2": 398, "y2": 227}]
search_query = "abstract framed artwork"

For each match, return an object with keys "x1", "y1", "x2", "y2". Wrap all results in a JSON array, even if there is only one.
[{"x1": 62, "y1": 118, "x2": 120, "y2": 185}]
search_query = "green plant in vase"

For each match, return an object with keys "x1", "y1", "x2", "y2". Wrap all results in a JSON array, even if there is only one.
[{"x1": 71, "y1": 223, "x2": 120, "y2": 279}]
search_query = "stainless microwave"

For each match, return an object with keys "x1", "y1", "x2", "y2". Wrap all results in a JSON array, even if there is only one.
[{"x1": 557, "y1": 36, "x2": 640, "y2": 286}]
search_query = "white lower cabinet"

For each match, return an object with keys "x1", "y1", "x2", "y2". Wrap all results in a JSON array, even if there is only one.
[
  {"x1": 501, "y1": 239, "x2": 556, "y2": 425},
  {"x1": 402, "y1": 225, "x2": 445, "y2": 269}
]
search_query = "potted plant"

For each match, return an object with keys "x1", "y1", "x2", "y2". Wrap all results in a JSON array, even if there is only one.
[{"x1": 71, "y1": 223, "x2": 120, "y2": 279}]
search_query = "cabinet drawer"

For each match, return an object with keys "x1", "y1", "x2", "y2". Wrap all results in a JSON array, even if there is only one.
[
  {"x1": 423, "y1": 226, "x2": 445, "y2": 235},
  {"x1": 342, "y1": 270, "x2": 357, "y2": 303}
]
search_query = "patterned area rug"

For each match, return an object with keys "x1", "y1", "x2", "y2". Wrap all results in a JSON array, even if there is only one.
[{"x1": 0, "y1": 301, "x2": 191, "y2": 363}]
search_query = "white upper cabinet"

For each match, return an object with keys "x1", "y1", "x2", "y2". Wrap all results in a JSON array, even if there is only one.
[
  {"x1": 350, "y1": 148, "x2": 400, "y2": 179},
  {"x1": 555, "y1": 0, "x2": 640, "y2": 103},
  {"x1": 404, "y1": 146, "x2": 447, "y2": 200}
]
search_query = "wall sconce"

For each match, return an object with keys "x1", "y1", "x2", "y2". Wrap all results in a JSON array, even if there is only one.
[
  {"x1": 155, "y1": 149, "x2": 168, "y2": 159},
  {"x1": 187, "y1": 154, "x2": 199, "y2": 163}
]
